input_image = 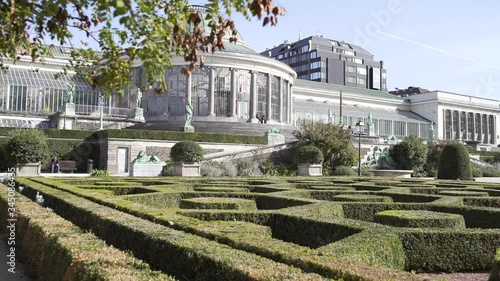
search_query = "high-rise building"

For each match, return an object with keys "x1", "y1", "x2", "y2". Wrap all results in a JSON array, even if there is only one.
[{"x1": 261, "y1": 35, "x2": 387, "y2": 91}]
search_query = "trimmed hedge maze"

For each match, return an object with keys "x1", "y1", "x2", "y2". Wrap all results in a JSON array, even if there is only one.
[{"x1": 3, "y1": 177, "x2": 500, "y2": 281}]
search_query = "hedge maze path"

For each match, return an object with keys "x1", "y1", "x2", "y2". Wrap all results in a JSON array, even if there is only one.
[{"x1": 6, "y1": 177, "x2": 500, "y2": 281}]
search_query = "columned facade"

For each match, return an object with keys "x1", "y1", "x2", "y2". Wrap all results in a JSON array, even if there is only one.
[{"x1": 442, "y1": 108, "x2": 496, "y2": 144}]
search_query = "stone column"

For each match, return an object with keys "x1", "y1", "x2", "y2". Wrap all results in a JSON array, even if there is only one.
[
  {"x1": 230, "y1": 68, "x2": 237, "y2": 117},
  {"x1": 288, "y1": 83, "x2": 293, "y2": 125},
  {"x1": 183, "y1": 73, "x2": 194, "y2": 132},
  {"x1": 486, "y1": 114, "x2": 490, "y2": 144},
  {"x1": 479, "y1": 114, "x2": 483, "y2": 142},
  {"x1": 208, "y1": 67, "x2": 215, "y2": 116},
  {"x1": 248, "y1": 71, "x2": 258, "y2": 123},
  {"x1": 465, "y1": 112, "x2": 469, "y2": 141},
  {"x1": 457, "y1": 111, "x2": 461, "y2": 141},
  {"x1": 278, "y1": 78, "x2": 283, "y2": 123},
  {"x1": 450, "y1": 110, "x2": 454, "y2": 140},
  {"x1": 266, "y1": 74, "x2": 272, "y2": 121}
]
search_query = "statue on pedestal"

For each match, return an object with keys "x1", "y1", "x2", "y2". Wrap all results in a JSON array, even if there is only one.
[
  {"x1": 367, "y1": 112, "x2": 375, "y2": 136},
  {"x1": 66, "y1": 83, "x2": 75, "y2": 104},
  {"x1": 428, "y1": 122, "x2": 435, "y2": 141},
  {"x1": 184, "y1": 101, "x2": 193, "y2": 128},
  {"x1": 328, "y1": 108, "x2": 333, "y2": 123},
  {"x1": 136, "y1": 88, "x2": 143, "y2": 108}
]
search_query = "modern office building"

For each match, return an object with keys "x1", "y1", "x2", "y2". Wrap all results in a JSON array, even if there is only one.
[{"x1": 260, "y1": 35, "x2": 387, "y2": 91}]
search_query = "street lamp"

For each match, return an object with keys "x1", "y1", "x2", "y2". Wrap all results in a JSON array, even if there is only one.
[{"x1": 355, "y1": 121, "x2": 364, "y2": 176}]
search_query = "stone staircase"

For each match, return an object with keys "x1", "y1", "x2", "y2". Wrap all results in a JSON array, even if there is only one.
[{"x1": 127, "y1": 121, "x2": 299, "y2": 141}]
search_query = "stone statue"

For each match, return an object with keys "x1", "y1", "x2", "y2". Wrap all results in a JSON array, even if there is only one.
[
  {"x1": 378, "y1": 147, "x2": 396, "y2": 169},
  {"x1": 133, "y1": 151, "x2": 150, "y2": 163},
  {"x1": 338, "y1": 116, "x2": 344, "y2": 128},
  {"x1": 66, "y1": 83, "x2": 75, "y2": 104},
  {"x1": 266, "y1": 128, "x2": 283, "y2": 136},
  {"x1": 385, "y1": 135, "x2": 399, "y2": 143},
  {"x1": 328, "y1": 108, "x2": 333, "y2": 123},
  {"x1": 185, "y1": 101, "x2": 193, "y2": 128},
  {"x1": 428, "y1": 122, "x2": 435, "y2": 140},
  {"x1": 132, "y1": 151, "x2": 163, "y2": 164},
  {"x1": 367, "y1": 112, "x2": 373, "y2": 129},
  {"x1": 365, "y1": 146, "x2": 383, "y2": 167},
  {"x1": 136, "y1": 88, "x2": 143, "y2": 108}
]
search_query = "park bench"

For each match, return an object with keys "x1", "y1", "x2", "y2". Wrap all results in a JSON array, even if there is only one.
[{"x1": 58, "y1": 160, "x2": 77, "y2": 173}]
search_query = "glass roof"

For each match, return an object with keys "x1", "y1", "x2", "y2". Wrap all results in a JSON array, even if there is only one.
[
  {"x1": 0, "y1": 69, "x2": 96, "y2": 91},
  {"x1": 294, "y1": 100, "x2": 429, "y2": 123}
]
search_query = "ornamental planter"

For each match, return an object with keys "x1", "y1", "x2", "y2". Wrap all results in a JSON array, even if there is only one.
[
  {"x1": 297, "y1": 163, "x2": 322, "y2": 176},
  {"x1": 173, "y1": 162, "x2": 201, "y2": 177},
  {"x1": 369, "y1": 169, "x2": 413, "y2": 178},
  {"x1": 15, "y1": 162, "x2": 42, "y2": 176}
]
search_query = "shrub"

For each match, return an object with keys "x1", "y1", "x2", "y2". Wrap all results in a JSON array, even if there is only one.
[
  {"x1": 170, "y1": 140, "x2": 203, "y2": 163},
  {"x1": 4, "y1": 129, "x2": 49, "y2": 165},
  {"x1": 437, "y1": 143, "x2": 472, "y2": 180},
  {"x1": 91, "y1": 169, "x2": 110, "y2": 177},
  {"x1": 360, "y1": 167, "x2": 374, "y2": 177},
  {"x1": 374, "y1": 210, "x2": 466, "y2": 229},
  {"x1": 236, "y1": 158, "x2": 258, "y2": 176},
  {"x1": 471, "y1": 164, "x2": 483, "y2": 178},
  {"x1": 293, "y1": 122, "x2": 356, "y2": 172},
  {"x1": 481, "y1": 167, "x2": 500, "y2": 177},
  {"x1": 425, "y1": 141, "x2": 450, "y2": 177},
  {"x1": 331, "y1": 166, "x2": 357, "y2": 176},
  {"x1": 390, "y1": 135, "x2": 428, "y2": 175},
  {"x1": 294, "y1": 145, "x2": 324, "y2": 164}
]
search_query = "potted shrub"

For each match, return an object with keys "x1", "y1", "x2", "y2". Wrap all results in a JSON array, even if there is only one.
[
  {"x1": 294, "y1": 145, "x2": 323, "y2": 176},
  {"x1": 5, "y1": 129, "x2": 49, "y2": 176},
  {"x1": 170, "y1": 140, "x2": 204, "y2": 177}
]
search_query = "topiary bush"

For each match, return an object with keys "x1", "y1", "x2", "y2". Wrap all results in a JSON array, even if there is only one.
[
  {"x1": 437, "y1": 143, "x2": 472, "y2": 180},
  {"x1": 170, "y1": 140, "x2": 204, "y2": 163},
  {"x1": 331, "y1": 165, "x2": 357, "y2": 176},
  {"x1": 4, "y1": 129, "x2": 49, "y2": 165},
  {"x1": 471, "y1": 164, "x2": 483, "y2": 178},
  {"x1": 294, "y1": 145, "x2": 323, "y2": 164}
]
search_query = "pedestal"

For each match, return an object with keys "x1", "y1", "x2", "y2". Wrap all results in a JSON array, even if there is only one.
[
  {"x1": 183, "y1": 126, "x2": 195, "y2": 133},
  {"x1": 174, "y1": 162, "x2": 201, "y2": 177},
  {"x1": 133, "y1": 108, "x2": 145, "y2": 122},
  {"x1": 64, "y1": 103, "x2": 75, "y2": 117},
  {"x1": 15, "y1": 163, "x2": 41, "y2": 176},
  {"x1": 129, "y1": 162, "x2": 166, "y2": 177},
  {"x1": 297, "y1": 163, "x2": 322, "y2": 176},
  {"x1": 368, "y1": 126, "x2": 375, "y2": 137}
]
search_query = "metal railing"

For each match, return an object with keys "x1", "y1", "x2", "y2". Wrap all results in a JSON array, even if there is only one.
[{"x1": 75, "y1": 105, "x2": 134, "y2": 118}]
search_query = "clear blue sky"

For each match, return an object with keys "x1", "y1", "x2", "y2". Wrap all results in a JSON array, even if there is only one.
[
  {"x1": 66, "y1": 0, "x2": 500, "y2": 100},
  {"x1": 220, "y1": 0, "x2": 500, "y2": 100}
]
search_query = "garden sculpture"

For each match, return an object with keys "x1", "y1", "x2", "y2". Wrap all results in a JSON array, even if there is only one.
[
  {"x1": 328, "y1": 108, "x2": 333, "y2": 123},
  {"x1": 66, "y1": 83, "x2": 75, "y2": 104},
  {"x1": 136, "y1": 88, "x2": 143, "y2": 108},
  {"x1": 428, "y1": 122, "x2": 435, "y2": 141}
]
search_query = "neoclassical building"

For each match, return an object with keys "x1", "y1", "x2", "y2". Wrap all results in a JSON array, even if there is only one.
[{"x1": 0, "y1": 6, "x2": 499, "y2": 148}]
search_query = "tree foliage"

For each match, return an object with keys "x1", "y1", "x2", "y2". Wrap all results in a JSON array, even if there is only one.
[
  {"x1": 389, "y1": 135, "x2": 428, "y2": 176},
  {"x1": 5, "y1": 129, "x2": 49, "y2": 164},
  {"x1": 0, "y1": 0, "x2": 285, "y2": 93},
  {"x1": 293, "y1": 122, "x2": 357, "y2": 174}
]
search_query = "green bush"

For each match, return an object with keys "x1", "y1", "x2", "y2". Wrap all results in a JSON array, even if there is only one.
[
  {"x1": 91, "y1": 169, "x2": 110, "y2": 177},
  {"x1": 390, "y1": 135, "x2": 428, "y2": 176},
  {"x1": 4, "y1": 129, "x2": 49, "y2": 164},
  {"x1": 293, "y1": 122, "x2": 357, "y2": 172},
  {"x1": 331, "y1": 165, "x2": 357, "y2": 176},
  {"x1": 170, "y1": 140, "x2": 204, "y2": 163},
  {"x1": 236, "y1": 158, "x2": 258, "y2": 176},
  {"x1": 294, "y1": 145, "x2": 324, "y2": 164},
  {"x1": 471, "y1": 164, "x2": 483, "y2": 177},
  {"x1": 437, "y1": 143, "x2": 472, "y2": 180},
  {"x1": 360, "y1": 167, "x2": 375, "y2": 177},
  {"x1": 374, "y1": 210, "x2": 466, "y2": 229},
  {"x1": 481, "y1": 167, "x2": 500, "y2": 177},
  {"x1": 0, "y1": 188, "x2": 174, "y2": 281},
  {"x1": 425, "y1": 141, "x2": 451, "y2": 177}
]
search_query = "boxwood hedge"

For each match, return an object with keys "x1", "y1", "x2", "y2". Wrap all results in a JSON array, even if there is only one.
[{"x1": 0, "y1": 186, "x2": 176, "y2": 281}]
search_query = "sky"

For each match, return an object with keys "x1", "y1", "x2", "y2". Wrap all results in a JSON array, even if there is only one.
[
  {"x1": 65, "y1": 0, "x2": 500, "y2": 100},
  {"x1": 218, "y1": 0, "x2": 500, "y2": 100}
]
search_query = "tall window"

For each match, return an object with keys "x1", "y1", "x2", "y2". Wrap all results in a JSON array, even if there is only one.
[
  {"x1": 191, "y1": 67, "x2": 209, "y2": 116},
  {"x1": 236, "y1": 71, "x2": 251, "y2": 119},
  {"x1": 271, "y1": 76, "x2": 279, "y2": 121},
  {"x1": 256, "y1": 73, "x2": 267, "y2": 118},
  {"x1": 214, "y1": 67, "x2": 231, "y2": 117}
]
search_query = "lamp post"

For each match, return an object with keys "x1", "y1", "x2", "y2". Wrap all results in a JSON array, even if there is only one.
[{"x1": 355, "y1": 121, "x2": 364, "y2": 176}]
